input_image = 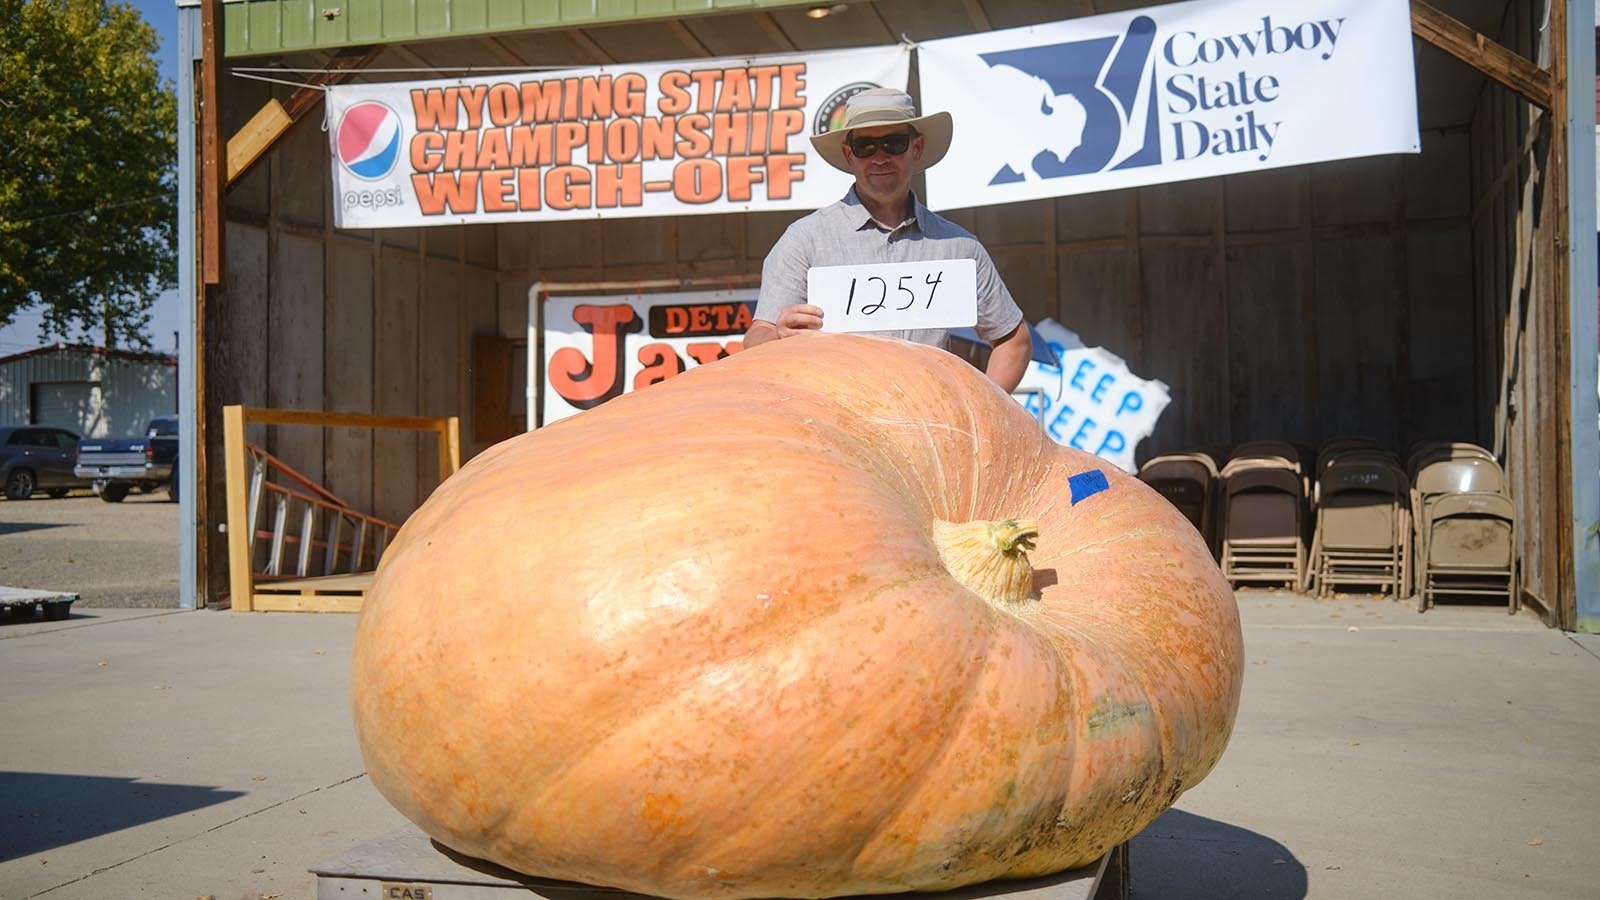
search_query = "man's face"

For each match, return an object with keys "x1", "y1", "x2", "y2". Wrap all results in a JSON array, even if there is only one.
[{"x1": 843, "y1": 125, "x2": 923, "y2": 207}]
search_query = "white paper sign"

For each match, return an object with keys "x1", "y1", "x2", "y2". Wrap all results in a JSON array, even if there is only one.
[
  {"x1": 921, "y1": 0, "x2": 1419, "y2": 209},
  {"x1": 1013, "y1": 319, "x2": 1170, "y2": 472},
  {"x1": 806, "y1": 259, "x2": 977, "y2": 333}
]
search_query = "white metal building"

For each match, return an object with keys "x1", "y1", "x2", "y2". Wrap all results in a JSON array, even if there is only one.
[{"x1": 0, "y1": 344, "x2": 178, "y2": 439}]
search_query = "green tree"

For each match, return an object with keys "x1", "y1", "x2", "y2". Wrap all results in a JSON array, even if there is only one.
[{"x1": 0, "y1": 0, "x2": 176, "y2": 350}]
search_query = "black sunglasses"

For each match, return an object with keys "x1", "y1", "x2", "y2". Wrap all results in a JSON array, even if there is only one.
[{"x1": 846, "y1": 132, "x2": 914, "y2": 158}]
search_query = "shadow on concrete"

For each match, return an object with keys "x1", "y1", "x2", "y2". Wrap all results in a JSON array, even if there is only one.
[
  {"x1": 1131, "y1": 809, "x2": 1307, "y2": 899},
  {"x1": 0, "y1": 521, "x2": 68, "y2": 536},
  {"x1": 0, "y1": 771, "x2": 245, "y2": 860}
]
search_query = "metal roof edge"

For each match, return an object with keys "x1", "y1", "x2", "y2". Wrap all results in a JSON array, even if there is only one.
[
  {"x1": 0, "y1": 343, "x2": 179, "y2": 368},
  {"x1": 221, "y1": 0, "x2": 828, "y2": 59}
]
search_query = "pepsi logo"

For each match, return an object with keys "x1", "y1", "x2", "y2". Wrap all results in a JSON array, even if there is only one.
[{"x1": 336, "y1": 101, "x2": 402, "y2": 180}]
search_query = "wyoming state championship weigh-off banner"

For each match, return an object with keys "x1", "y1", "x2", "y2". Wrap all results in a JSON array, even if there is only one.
[
  {"x1": 919, "y1": 0, "x2": 1419, "y2": 209},
  {"x1": 328, "y1": 46, "x2": 908, "y2": 228}
]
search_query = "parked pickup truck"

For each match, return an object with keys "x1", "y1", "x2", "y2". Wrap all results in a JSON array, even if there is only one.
[{"x1": 75, "y1": 414, "x2": 179, "y2": 503}]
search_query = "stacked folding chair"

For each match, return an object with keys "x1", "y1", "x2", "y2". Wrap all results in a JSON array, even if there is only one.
[
  {"x1": 1315, "y1": 436, "x2": 1381, "y2": 475},
  {"x1": 1407, "y1": 442, "x2": 1517, "y2": 613},
  {"x1": 1308, "y1": 459, "x2": 1409, "y2": 598},
  {"x1": 1218, "y1": 441, "x2": 1307, "y2": 589},
  {"x1": 1138, "y1": 452, "x2": 1220, "y2": 559}
]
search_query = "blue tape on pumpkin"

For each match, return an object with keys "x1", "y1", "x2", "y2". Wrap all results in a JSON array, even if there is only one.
[{"x1": 1069, "y1": 470, "x2": 1110, "y2": 505}]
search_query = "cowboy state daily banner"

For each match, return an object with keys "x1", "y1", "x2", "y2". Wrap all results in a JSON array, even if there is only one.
[
  {"x1": 919, "y1": 0, "x2": 1418, "y2": 209},
  {"x1": 327, "y1": 46, "x2": 908, "y2": 228}
]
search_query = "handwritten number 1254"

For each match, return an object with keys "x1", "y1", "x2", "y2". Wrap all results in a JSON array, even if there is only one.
[{"x1": 845, "y1": 271, "x2": 946, "y2": 315}]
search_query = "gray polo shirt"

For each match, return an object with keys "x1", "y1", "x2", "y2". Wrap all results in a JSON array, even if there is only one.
[{"x1": 754, "y1": 187, "x2": 1025, "y2": 349}]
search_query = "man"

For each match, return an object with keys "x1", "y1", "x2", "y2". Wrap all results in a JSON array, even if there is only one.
[{"x1": 743, "y1": 88, "x2": 1033, "y2": 393}]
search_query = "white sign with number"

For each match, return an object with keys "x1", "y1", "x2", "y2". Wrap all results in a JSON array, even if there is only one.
[{"x1": 806, "y1": 259, "x2": 977, "y2": 333}]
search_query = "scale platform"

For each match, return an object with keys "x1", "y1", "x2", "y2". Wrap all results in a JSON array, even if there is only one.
[{"x1": 313, "y1": 829, "x2": 1128, "y2": 900}]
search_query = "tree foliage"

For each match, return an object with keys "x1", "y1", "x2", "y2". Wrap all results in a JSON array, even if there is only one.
[{"x1": 0, "y1": 0, "x2": 176, "y2": 349}]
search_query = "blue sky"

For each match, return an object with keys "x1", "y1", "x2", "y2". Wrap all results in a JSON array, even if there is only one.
[{"x1": 0, "y1": 0, "x2": 182, "y2": 357}]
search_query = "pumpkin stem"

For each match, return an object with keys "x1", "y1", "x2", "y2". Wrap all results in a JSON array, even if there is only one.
[{"x1": 931, "y1": 518, "x2": 1040, "y2": 607}]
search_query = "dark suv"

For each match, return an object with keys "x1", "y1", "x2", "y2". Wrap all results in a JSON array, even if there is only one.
[{"x1": 1, "y1": 425, "x2": 89, "y2": 500}]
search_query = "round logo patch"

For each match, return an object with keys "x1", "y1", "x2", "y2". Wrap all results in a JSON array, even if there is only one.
[
  {"x1": 812, "y1": 82, "x2": 882, "y2": 136},
  {"x1": 335, "y1": 101, "x2": 403, "y2": 180}
]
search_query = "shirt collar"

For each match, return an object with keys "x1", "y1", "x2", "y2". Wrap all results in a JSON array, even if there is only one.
[{"x1": 843, "y1": 186, "x2": 924, "y2": 235}]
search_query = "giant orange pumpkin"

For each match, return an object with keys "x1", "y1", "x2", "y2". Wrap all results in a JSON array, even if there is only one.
[{"x1": 352, "y1": 332, "x2": 1243, "y2": 899}]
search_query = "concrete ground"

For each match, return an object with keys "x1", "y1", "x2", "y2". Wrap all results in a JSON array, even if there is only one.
[{"x1": 1, "y1": 591, "x2": 1596, "y2": 900}]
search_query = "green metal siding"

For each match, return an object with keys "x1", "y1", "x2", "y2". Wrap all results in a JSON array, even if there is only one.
[{"x1": 223, "y1": 0, "x2": 822, "y2": 57}]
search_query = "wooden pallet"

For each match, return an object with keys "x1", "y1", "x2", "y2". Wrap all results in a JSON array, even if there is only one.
[
  {"x1": 249, "y1": 572, "x2": 375, "y2": 613},
  {"x1": 223, "y1": 405, "x2": 459, "y2": 613}
]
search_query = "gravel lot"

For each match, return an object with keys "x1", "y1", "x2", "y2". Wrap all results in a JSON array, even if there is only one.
[{"x1": 0, "y1": 491, "x2": 180, "y2": 608}]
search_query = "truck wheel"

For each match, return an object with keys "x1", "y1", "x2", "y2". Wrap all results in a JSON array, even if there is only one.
[
  {"x1": 5, "y1": 469, "x2": 36, "y2": 500},
  {"x1": 99, "y1": 484, "x2": 130, "y2": 503},
  {"x1": 166, "y1": 476, "x2": 178, "y2": 503}
]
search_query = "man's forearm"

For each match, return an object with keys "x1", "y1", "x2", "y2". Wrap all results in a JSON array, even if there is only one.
[
  {"x1": 743, "y1": 320, "x2": 780, "y2": 347},
  {"x1": 985, "y1": 321, "x2": 1032, "y2": 393}
]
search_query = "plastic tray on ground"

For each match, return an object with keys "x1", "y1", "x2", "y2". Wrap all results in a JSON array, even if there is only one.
[{"x1": 0, "y1": 586, "x2": 77, "y2": 621}]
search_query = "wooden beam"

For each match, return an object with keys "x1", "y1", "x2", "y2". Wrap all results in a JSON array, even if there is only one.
[
  {"x1": 199, "y1": 0, "x2": 224, "y2": 285},
  {"x1": 667, "y1": 19, "x2": 713, "y2": 57},
  {"x1": 227, "y1": 44, "x2": 382, "y2": 188},
  {"x1": 222, "y1": 404, "x2": 252, "y2": 611},
  {"x1": 569, "y1": 27, "x2": 615, "y2": 64},
  {"x1": 481, "y1": 36, "x2": 526, "y2": 67},
  {"x1": 960, "y1": 0, "x2": 992, "y2": 32},
  {"x1": 1548, "y1": 0, "x2": 1575, "y2": 627},
  {"x1": 1411, "y1": 0, "x2": 1553, "y2": 110},
  {"x1": 753, "y1": 12, "x2": 797, "y2": 51},
  {"x1": 284, "y1": 45, "x2": 382, "y2": 119},
  {"x1": 225, "y1": 99, "x2": 291, "y2": 183}
]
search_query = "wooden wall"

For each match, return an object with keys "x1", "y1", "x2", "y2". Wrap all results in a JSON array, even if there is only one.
[
  {"x1": 207, "y1": 48, "x2": 1491, "y2": 605},
  {"x1": 208, "y1": 76, "x2": 504, "y2": 597},
  {"x1": 1469, "y1": 0, "x2": 1565, "y2": 620}
]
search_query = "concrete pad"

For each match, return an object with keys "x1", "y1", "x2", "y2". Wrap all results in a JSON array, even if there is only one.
[
  {"x1": 2, "y1": 591, "x2": 1597, "y2": 900},
  {"x1": 0, "y1": 608, "x2": 406, "y2": 899},
  {"x1": 1131, "y1": 590, "x2": 1600, "y2": 899}
]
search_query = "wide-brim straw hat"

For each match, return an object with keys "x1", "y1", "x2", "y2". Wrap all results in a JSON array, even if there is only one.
[{"x1": 810, "y1": 88, "x2": 953, "y2": 174}]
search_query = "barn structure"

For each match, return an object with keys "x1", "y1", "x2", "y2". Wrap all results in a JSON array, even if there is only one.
[
  {"x1": 0, "y1": 344, "x2": 177, "y2": 439},
  {"x1": 174, "y1": 0, "x2": 1598, "y2": 628}
]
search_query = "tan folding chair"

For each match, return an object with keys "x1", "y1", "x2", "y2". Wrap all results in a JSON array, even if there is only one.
[
  {"x1": 1416, "y1": 492, "x2": 1518, "y2": 613},
  {"x1": 1315, "y1": 436, "x2": 1379, "y2": 476},
  {"x1": 1225, "y1": 441, "x2": 1303, "y2": 475},
  {"x1": 1310, "y1": 462, "x2": 1409, "y2": 598},
  {"x1": 1410, "y1": 456, "x2": 1509, "y2": 601},
  {"x1": 1220, "y1": 466, "x2": 1306, "y2": 589},
  {"x1": 1140, "y1": 453, "x2": 1220, "y2": 558},
  {"x1": 1404, "y1": 441, "x2": 1495, "y2": 478}
]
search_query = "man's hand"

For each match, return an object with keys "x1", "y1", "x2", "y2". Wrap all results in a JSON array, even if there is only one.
[
  {"x1": 743, "y1": 304, "x2": 825, "y2": 347},
  {"x1": 985, "y1": 321, "x2": 1033, "y2": 393}
]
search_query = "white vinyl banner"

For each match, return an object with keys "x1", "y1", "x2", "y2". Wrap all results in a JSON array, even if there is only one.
[
  {"x1": 540, "y1": 290, "x2": 756, "y2": 426},
  {"x1": 920, "y1": 0, "x2": 1419, "y2": 209},
  {"x1": 327, "y1": 46, "x2": 908, "y2": 228}
]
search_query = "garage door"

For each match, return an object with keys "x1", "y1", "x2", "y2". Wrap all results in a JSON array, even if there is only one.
[{"x1": 31, "y1": 381, "x2": 104, "y2": 436}]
